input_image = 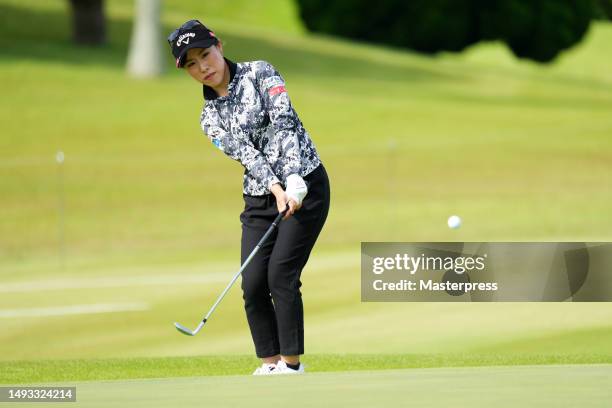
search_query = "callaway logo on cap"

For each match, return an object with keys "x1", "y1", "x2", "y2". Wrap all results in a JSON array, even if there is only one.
[{"x1": 176, "y1": 32, "x2": 196, "y2": 47}]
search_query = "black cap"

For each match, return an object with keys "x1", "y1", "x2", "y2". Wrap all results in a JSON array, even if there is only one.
[{"x1": 168, "y1": 20, "x2": 218, "y2": 68}]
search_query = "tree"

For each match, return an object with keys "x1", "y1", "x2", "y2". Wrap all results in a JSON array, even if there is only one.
[
  {"x1": 477, "y1": 0, "x2": 594, "y2": 62},
  {"x1": 68, "y1": 0, "x2": 106, "y2": 45},
  {"x1": 126, "y1": 0, "x2": 165, "y2": 78},
  {"x1": 296, "y1": 0, "x2": 598, "y2": 63},
  {"x1": 596, "y1": 0, "x2": 612, "y2": 19}
]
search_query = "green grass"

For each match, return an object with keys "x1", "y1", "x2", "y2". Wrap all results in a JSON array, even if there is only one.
[
  {"x1": 2, "y1": 353, "x2": 611, "y2": 384},
  {"x1": 3, "y1": 365, "x2": 611, "y2": 408},
  {"x1": 1, "y1": 1, "x2": 612, "y2": 398}
]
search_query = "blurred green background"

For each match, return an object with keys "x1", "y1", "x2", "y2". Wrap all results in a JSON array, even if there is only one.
[{"x1": 1, "y1": 0, "x2": 612, "y2": 369}]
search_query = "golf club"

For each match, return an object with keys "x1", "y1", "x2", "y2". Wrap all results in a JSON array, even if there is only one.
[{"x1": 174, "y1": 203, "x2": 290, "y2": 336}]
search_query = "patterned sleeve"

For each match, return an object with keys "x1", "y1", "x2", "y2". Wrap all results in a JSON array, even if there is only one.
[
  {"x1": 201, "y1": 106, "x2": 280, "y2": 191},
  {"x1": 255, "y1": 61, "x2": 302, "y2": 180}
]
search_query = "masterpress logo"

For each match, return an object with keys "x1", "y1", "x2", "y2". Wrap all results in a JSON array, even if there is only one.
[
  {"x1": 361, "y1": 242, "x2": 612, "y2": 302},
  {"x1": 370, "y1": 252, "x2": 496, "y2": 294}
]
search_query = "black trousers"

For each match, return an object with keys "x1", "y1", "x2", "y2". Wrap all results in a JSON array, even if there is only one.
[{"x1": 239, "y1": 164, "x2": 330, "y2": 358}]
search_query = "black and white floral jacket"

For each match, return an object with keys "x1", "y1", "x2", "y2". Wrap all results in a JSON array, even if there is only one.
[{"x1": 200, "y1": 58, "x2": 321, "y2": 196}]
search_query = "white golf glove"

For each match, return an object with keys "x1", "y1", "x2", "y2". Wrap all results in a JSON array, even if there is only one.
[{"x1": 285, "y1": 174, "x2": 308, "y2": 207}]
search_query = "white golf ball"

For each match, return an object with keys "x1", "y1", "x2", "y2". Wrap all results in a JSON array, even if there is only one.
[{"x1": 447, "y1": 215, "x2": 462, "y2": 229}]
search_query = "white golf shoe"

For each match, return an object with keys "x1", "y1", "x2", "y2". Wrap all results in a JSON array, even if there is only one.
[
  {"x1": 271, "y1": 360, "x2": 305, "y2": 375},
  {"x1": 252, "y1": 363, "x2": 277, "y2": 376}
]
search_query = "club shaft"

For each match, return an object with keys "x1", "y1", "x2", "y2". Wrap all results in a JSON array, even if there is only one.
[{"x1": 199, "y1": 209, "x2": 285, "y2": 323}]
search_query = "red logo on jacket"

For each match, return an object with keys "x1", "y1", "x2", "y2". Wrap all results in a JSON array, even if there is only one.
[{"x1": 268, "y1": 85, "x2": 286, "y2": 96}]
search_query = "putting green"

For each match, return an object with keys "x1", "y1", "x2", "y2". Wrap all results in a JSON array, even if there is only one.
[{"x1": 6, "y1": 364, "x2": 611, "y2": 408}]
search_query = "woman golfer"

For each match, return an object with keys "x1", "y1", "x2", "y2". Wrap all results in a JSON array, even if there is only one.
[{"x1": 168, "y1": 20, "x2": 330, "y2": 375}]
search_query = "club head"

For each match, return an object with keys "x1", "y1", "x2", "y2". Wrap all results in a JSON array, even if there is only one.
[{"x1": 174, "y1": 322, "x2": 195, "y2": 336}]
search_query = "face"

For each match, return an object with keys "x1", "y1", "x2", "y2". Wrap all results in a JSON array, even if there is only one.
[{"x1": 184, "y1": 43, "x2": 226, "y2": 88}]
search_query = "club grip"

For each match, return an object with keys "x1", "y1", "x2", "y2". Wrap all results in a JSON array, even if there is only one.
[{"x1": 275, "y1": 203, "x2": 290, "y2": 224}]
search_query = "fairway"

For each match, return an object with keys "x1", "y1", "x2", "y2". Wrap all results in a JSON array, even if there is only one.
[
  {"x1": 1, "y1": 252, "x2": 612, "y2": 362},
  {"x1": 5, "y1": 364, "x2": 611, "y2": 408}
]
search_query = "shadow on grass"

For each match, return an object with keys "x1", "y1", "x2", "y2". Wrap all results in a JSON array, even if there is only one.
[
  {"x1": 2, "y1": 3, "x2": 609, "y2": 97},
  {"x1": 0, "y1": 2, "x2": 454, "y2": 84},
  {"x1": 0, "y1": 3, "x2": 132, "y2": 68}
]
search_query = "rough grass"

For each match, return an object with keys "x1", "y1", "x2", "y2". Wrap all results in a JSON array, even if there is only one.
[{"x1": 2, "y1": 353, "x2": 611, "y2": 384}]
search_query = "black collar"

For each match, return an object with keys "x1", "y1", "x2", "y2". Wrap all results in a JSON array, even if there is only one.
[{"x1": 203, "y1": 57, "x2": 237, "y2": 100}]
